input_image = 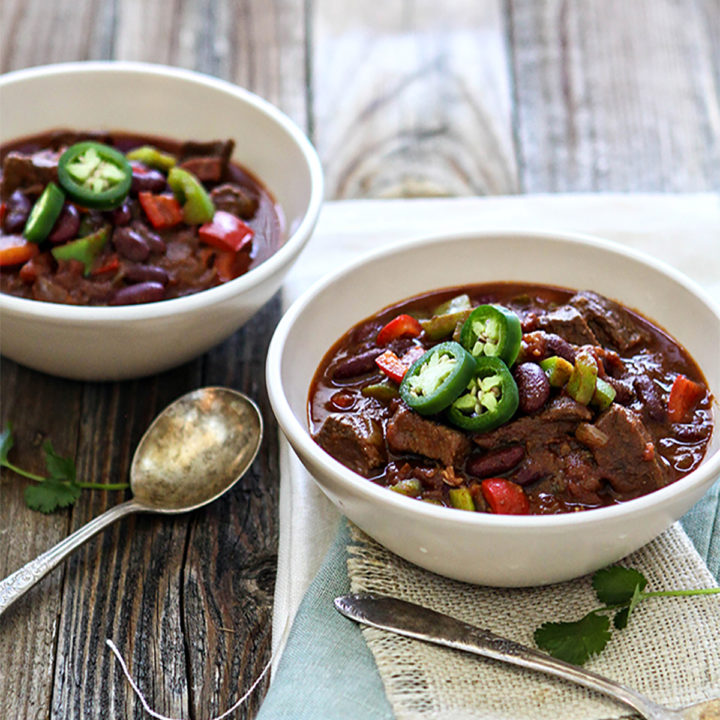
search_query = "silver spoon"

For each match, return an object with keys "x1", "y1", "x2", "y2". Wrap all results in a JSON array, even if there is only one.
[
  {"x1": 0, "y1": 387, "x2": 263, "y2": 617},
  {"x1": 336, "y1": 593, "x2": 720, "y2": 720}
]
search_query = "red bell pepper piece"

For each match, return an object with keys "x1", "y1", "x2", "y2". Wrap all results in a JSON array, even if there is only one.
[
  {"x1": 91, "y1": 253, "x2": 120, "y2": 277},
  {"x1": 375, "y1": 346, "x2": 426, "y2": 383},
  {"x1": 0, "y1": 202, "x2": 7, "y2": 225},
  {"x1": 198, "y1": 211, "x2": 254, "y2": 252},
  {"x1": 376, "y1": 313, "x2": 423, "y2": 346},
  {"x1": 667, "y1": 373, "x2": 705, "y2": 422},
  {"x1": 0, "y1": 235, "x2": 40, "y2": 266},
  {"x1": 138, "y1": 192, "x2": 183, "y2": 229},
  {"x1": 214, "y1": 249, "x2": 252, "y2": 282},
  {"x1": 481, "y1": 478, "x2": 530, "y2": 515}
]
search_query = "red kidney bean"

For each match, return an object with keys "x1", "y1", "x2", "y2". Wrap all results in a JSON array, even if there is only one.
[
  {"x1": 545, "y1": 333, "x2": 576, "y2": 363},
  {"x1": 606, "y1": 376, "x2": 635, "y2": 405},
  {"x1": 130, "y1": 167, "x2": 167, "y2": 194},
  {"x1": 48, "y1": 204, "x2": 80, "y2": 243},
  {"x1": 109, "y1": 199, "x2": 132, "y2": 226},
  {"x1": 332, "y1": 348, "x2": 384, "y2": 379},
  {"x1": 124, "y1": 264, "x2": 169, "y2": 285},
  {"x1": 466, "y1": 444, "x2": 525, "y2": 478},
  {"x1": 514, "y1": 362, "x2": 550, "y2": 414},
  {"x1": 3, "y1": 190, "x2": 31, "y2": 233},
  {"x1": 113, "y1": 227, "x2": 150, "y2": 262},
  {"x1": 109, "y1": 282, "x2": 165, "y2": 305},
  {"x1": 131, "y1": 220, "x2": 165, "y2": 253},
  {"x1": 633, "y1": 374, "x2": 665, "y2": 421}
]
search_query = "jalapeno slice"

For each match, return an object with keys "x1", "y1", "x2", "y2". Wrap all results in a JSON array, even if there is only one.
[
  {"x1": 399, "y1": 341, "x2": 477, "y2": 416},
  {"x1": 459, "y1": 304, "x2": 522, "y2": 366},
  {"x1": 447, "y1": 356, "x2": 519, "y2": 432},
  {"x1": 23, "y1": 182, "x2": 65, "y2": 242},
  {"x1": 58, "y1": 142, "x2": 132, "y2": 210}
]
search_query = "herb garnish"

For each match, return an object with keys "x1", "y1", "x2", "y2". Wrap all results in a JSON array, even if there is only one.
[
  {"x1": 534, "y1": 565, "x2": 720, "y2": 665},
  {"x1": 0, "y1": 423, "x2": 129, "y2": 513}
]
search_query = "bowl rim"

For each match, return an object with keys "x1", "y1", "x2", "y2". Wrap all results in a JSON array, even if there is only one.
[
  {"x1": 266, "y1": 228, "x2": 720, "y2": 530},
  {"x1": 0, "y1": 60, "x2": 324, "y2": 320}
]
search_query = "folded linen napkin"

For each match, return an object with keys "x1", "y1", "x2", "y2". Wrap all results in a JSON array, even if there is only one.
[{"x1": 258, "y1": 195, "x2": 720, "y2": 719}]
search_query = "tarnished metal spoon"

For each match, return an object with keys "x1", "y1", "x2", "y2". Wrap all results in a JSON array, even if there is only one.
[{"x1": 0, "y1": 387, "x2": 263, "y2": 617}]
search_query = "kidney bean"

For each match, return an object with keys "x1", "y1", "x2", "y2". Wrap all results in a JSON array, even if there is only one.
[
  {"x1": 113, "y1": 227, "x2": 150, "y2": 262},
  {"x1": 130, "y1": 167, "x2": 167, "y2": 194},
  {"x1": 47, "y1": 204, "x2": 80, "y2": 243},
  {"x1": 514, "y1": 362, "x2": 550, "y2": 414},
  {"x1": 332, "y1": 348, "x2": 384, "y2": 379},
  {"x1": 634, "y1": 374, "x2": 665, "y2": 421},
  {"x1": 3, "y1": 190, "x2": 32, "y2": 233},
  {"x1": 131, "y1": 220, "x2": 165, "y2": 253},
  {"x1": 545, "y1": 333, "x2": 576, "y2": 363},
  {"x1": 124, "y1": 264, "x2": 169, "y2": 285},
  {"x1": 109, "y1": 199, "x2": 133, "y2": 226},
  {"x1": 467, "y1": 444, "x2": 525, "y2": 478},
  {"x1": 109, "y1": 282, "x2": 165, "y2": 305},
  {"x1": 606, "y1": 376, "x2": 635, "y2": 405}
]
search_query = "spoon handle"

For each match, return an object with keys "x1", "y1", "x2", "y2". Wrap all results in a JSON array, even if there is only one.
[{"x1": 0, "y1": 499, "x2": 141, "y2": 617}]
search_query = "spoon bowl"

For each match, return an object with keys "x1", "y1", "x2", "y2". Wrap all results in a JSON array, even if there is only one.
[{"x1": 0, "y1": 387, "x2": 263, "y2": 616}]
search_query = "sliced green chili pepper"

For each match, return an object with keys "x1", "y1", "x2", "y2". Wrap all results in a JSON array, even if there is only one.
[
  {"x1": 539, "y1": 355, "x2": 574, "y2": 387},
  {"x1": 51, "y1": 226, "x2": 109, "y2": 276},
  {"x1": 566, "y1": 349, "x2": 598, "y2": 405},
  {"x1": 420, "y1": 294, "x2": 473, "y2": 340},
  {"x1": 167, "y1": 167, "x2": 215, "y2": 224},
  {"x1": 58, "y1": 142, "x2": 132, "y2": 210},
  {"x1": 23, "y1": 182, "x2": 65, "y2": 242},
  {"x1": 126, "y1": 145, "x2": 177, "y2": 171},
  {"x1": 361, "y1": 380, "x2": 400, "y2": 402},
  {"x1": 448, "y1": 487, "x2": 475, "y2": 511},
  {"x1": 389, "y1": 478, "x2": 421, "y2": 497},
  {"x1": 459, "y1": 304, "x2": 522, "y2": 366},
  {"x1": 591, "y1": 377, "x2": 616, "y2": 410},
  {"x1": 447, "y1": 356, "x2": 519, "y2": 432},
  {"x1": 399, "y1": 341, "x2": 477, "y2": 416}
]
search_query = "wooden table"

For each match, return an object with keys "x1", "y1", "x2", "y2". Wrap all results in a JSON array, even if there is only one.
[{"x1": 1, "y1": 2, "x2": 718, "y2": 718}]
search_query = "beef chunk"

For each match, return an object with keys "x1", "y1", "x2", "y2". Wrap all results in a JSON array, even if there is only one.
[
  {"x1": 591, "y1": 405, "x2": 670, "y2": 495},
  {"x1": 314, "y1": 414, "x2": 387, "y2": 476},
  {"x1": 209, "y1": 183, "x2": 259, "y2": 218},
  {"x1": 569, "y1": 291, "x2": 650, "y2": 351},
  {"x1": 179, "y1": 139, "x2": 234, "y2": 181},
  {"x1": 540, "y1": 395, "x2": 594, "y2": 422},
  {"x1": 178, "y1": 156, "x2": 225, "y2": 182},
  {"x1": 386, "y1": 405, "x2": 470, "y2": 467},
  {"x1": 534, "y1": 305, "x2": 598, "y2": 345},
  {"x1": 1, "y1": 150, "x2": 59, "y2": 198}
]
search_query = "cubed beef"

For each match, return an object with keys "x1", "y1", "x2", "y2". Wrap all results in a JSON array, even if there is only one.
[
  {"x1": 314, "y1": 413, "x2": 387, "y2": 476},
  {"x1": 591, "y1": 404, "x2": 670, "y2": 495},
  {"x1": 540, "y1": 395, "x2": 594, "y2": 422},
  {"x1": 178, "y1": 156, "x2": 225, "y2": 182},
  {"x1": 179, "y1": 139, "x2": 234, "y2": 181},
  {"x1": 534, "y1": 305, "x2": 598, "y2": 345},
  {"x1": 209, "y1": 183, "x2": 259, "y2": 218},
  {"x1": 386, "y1": 405, "x2": 470, "y2": 467},
  {"x1": 1, "y1": 150, "x2": 59, "y2": 198},
  {"x1": 569, "y1": 291, "x2": 650, "y2": 351}
]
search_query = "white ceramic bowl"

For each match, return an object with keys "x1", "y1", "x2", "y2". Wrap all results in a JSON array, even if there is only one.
[
  {"x1": 267, "y1": 231, "x2": 720, "y2": 586},
  {"x1": 0, "y1": 62, "x2": 323, "y2": 380}
]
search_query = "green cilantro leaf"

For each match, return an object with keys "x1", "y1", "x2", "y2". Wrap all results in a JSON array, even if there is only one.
[
  {"x1": 534, "y1": 611, "x2": 612, "y2": 665},
  {"x1": 0, "y1": 422, "x2": 14, "y2": 463},
  {"x1": 24, "y1": 479, "x2": 82, "y2": 514},
  {"x1": 592, "y1": 566, "x2": 647, "y2": 605},
  {"x1": 43, "y1": 441, "x2": 77, "y2": 483}
]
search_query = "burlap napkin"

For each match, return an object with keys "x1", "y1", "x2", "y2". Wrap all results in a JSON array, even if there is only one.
[{"x1": 347, "y1": 523, "x2": 720, "y2": 720}]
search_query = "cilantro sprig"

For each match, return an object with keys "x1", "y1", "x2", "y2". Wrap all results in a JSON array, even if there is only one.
[
  {"x1": 534, "y1": 565, "x2": 720, "y2": 665},
  {"x1": 1, "y1": 423, "x2": 129, "y2": 513}
]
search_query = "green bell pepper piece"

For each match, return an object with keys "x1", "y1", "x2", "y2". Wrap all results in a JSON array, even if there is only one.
[
  {"x1": 591, "y1": 377, "x2": 616, "y2": 410},
  {"x1": 566, "y1": 349, "x2": 598, "y2": 405},
  {"x1": 447, "y1": 355, "x2": 519, "y2": 432},
  {"x1": 51, "y1": 226, "x2": 109, "y2": 276},
  {"x1": 167, "y1": 167, "x2": 215, "y2": 224},
  {"x1": 389, "y1": 478, "x2": 421, "y2": 497},
  {"x1": 126, "y1": 145, "x2": 177, "y2": 171},
  {"x1": 420, "y1": 294, "x2": 473, "y2": 340},
  {"x1": 361, "y1": 380, "x2": 400, "y2": 401},
  {"x1": 399, "y1": 341, "x2": 477, "y2": 416},
  {"x1": 448, "y1": 487, "x2": 475, "y2": 511},
  {"x1": 459, "y1": 304, "x2": 522, "y2": 366},
  {"x1": 540, "y1": 355, "x2": 574, "y2": 387}
]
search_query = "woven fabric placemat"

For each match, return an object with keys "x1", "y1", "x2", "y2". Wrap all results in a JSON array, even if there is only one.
[{"x1": 347, "y1": 522, "x2": 720, "y2": 720}]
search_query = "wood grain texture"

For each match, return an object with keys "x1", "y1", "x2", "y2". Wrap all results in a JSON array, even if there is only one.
[
  {"x1": 311, "y1": 0, "x2": 519, "y2": 198},
  {"x1": 508, "y1": 0, "x2": 720, "y2": 192}
]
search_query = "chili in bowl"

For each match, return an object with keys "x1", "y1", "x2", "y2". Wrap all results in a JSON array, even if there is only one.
[
  {"x1": 0, "y1": 62, "x2": 323, "y2": 380},
  {"x1": 266, "y1": 231, "x2": 719, "y2": 587}
]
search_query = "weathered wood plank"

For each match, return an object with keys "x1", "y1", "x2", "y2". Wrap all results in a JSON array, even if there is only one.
[
  {"x1": 508, "y1": 0, "x2": 720, "y2": 192},
  {"x1": 311, "y1": 0, "x2": 518, "y2": 198}
]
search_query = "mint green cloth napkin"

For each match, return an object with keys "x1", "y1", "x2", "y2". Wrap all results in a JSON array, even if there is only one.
[{"x1": 256, "y1": 484, "x2": 719, "y2": 719}]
